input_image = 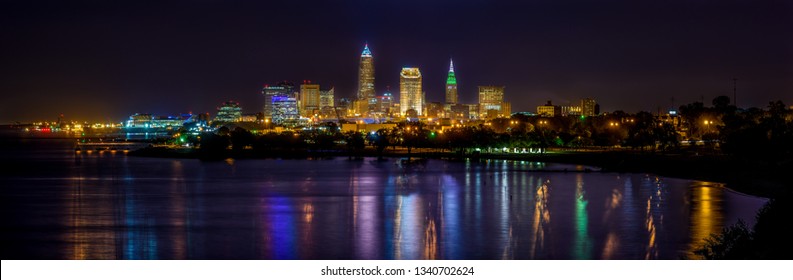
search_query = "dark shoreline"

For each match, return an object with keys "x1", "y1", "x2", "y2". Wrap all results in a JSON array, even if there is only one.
[{"x1": 130, "y1": 147, "x2": 790, "y2": 199}]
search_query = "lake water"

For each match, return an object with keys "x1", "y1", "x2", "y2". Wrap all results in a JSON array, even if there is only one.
[{"x1": 0, "y1": 139, "x2": 767, "y2": 259}]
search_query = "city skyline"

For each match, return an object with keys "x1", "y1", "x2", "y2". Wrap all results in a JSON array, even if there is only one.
[{"x1": 1, "y1": 0, "x2": 791, "y2": 123}]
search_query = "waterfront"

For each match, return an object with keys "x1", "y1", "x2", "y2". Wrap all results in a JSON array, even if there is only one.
[{"x1": 1, "y1": 139, "x2": 767, "y2": 259}]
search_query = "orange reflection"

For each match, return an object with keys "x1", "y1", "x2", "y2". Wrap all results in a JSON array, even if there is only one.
[
  {"x1": 687, "y1": 183, "x2": 724, "y2": 259},
  {"x1": 303, "y1": 203, "x2": 314, "y2": 224},
  {"x1": 529, "y1": 181, "x2": 550, "y2": 258},
  {"x1": 66, "y1": 177, "x2": 117, "y2": 259},
  {"x1": 601, "y1": 182, "x2": 624, "y2": 259},
  {"x1": 423, "y1": 219, "x2": 437, "y2": 260},
  {"x1": 602, "y1": 232, "x2": 619, "y2": 259},
  {"x1": 645, "y1": 197, "x2": 657, "y2": 259}
]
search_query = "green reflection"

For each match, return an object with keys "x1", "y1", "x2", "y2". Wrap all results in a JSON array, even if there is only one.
[{"x1": 572, "y1": 174, "x2": 593, "y2": 259}]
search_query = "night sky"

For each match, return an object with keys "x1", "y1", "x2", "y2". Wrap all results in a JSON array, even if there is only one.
[{"x1": 1, "y1": 0, "x2": 791, "y2": 123}]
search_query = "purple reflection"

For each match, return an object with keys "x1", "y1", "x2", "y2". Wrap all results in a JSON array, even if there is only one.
[{"x1": 262, "y1": 197, "x2": 297, "y2": 259}]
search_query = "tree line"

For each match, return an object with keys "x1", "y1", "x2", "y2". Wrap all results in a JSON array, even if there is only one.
[{"x1": 181, "y1": 97, "x2": 791, "y2": 162}]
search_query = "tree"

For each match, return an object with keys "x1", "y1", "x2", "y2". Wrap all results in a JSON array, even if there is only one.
[
  {"x1": 720, "y1": 101, "x2": 793, "y2": 162},
  {"x1": 198, "y1": 132, "x2": 230, "y2": 159},
  {"x1": 712, "y1": 95, "x2": 731, "y2": 109},
  {"x1": 344, "y1": 131, "x2": 365, "y2": 158},
  {"x1": 230, "y1": 127, "x2": 254, "y2": 151},
  {"x1": 625, "y1": 112, "x2": 656, "y2": 151},
  {"x1": 373, "y1": 128, "x2": 392, "y2": 159},
  {"x1": 654, "y1": 122, "x2": 680, "y2": 152},
  {"x1": 696, "y1": 195, "x2": 793, "y2": 259},
  {"x1": 679, "y1": 102, "x2": 706, "y2": 138}
]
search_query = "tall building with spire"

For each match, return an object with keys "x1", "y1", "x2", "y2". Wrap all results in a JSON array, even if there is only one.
[
  {"x1": 445, "y1": 59, "x2": 458, "y2": 105},
  {"x1": 400, "y1": 67, "x2": 423, "y2": 117},
  {"x1": 357, "y1": 43, "x2": 375, "y2": 104}
]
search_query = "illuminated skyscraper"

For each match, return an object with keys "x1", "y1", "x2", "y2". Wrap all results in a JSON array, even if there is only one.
[
  {"x1": 357, "y1": 44, "x2": 375, "y2": 105},
  {"x1": 262, "y1": 81, "x2": 295, "y2": 120},
  {"x1": 399, "y1": 67, "x2": 423, "y2": 116},
  {"x1": 445, "y1": 59, "x2": 458, "y2": 105},
  {"x1": 581, "y1": 98, "x2": 598, "y2": 117},
  {"x1": 319, "y1": 87, "x2": 335, "y2": 118},
  {"x1": 299, "y1": 81, "x2": 321, "y2": 117},
  {"x1": 478, "y1": 86, "x2": 504, "y2": 118},
  {"x1": 319, "y1": 87, "x2": 335, "y2": 108},
  {"x1": 272, "y1": 95, "x2": 299, "y2": 124}
]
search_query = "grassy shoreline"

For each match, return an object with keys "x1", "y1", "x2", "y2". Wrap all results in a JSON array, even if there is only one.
[{"x1": 130, "y1": 146, "x2": 789, "y2": 198}]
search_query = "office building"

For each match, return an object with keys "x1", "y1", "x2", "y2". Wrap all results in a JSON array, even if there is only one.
[
  {"x1": 426, "y1": 102, "x2": 444, "y2": 118},
  {"x1": 299, "y1": 82, "x2": 321, "y2": 117},
  {"x1": 272, "y1": 95, "x2": 299, "y2": 124},
  {"x1": 561, "y1": 105, "x2": 582, "y2": 116},
  {"x1": 537, "y1": 101, "x2": 561, "y2": 117},
  {"x1": 319, "y1": 87, "x2": 335, "y2": 118},
  {"x1": 337, "y1": 98, "x2": 352, "y2": 118},
  {"x1": 478, "y1": 86, "x2": 504, "y2": 118},
  {"x1": 376, "y1": 92, "x2": 394, "y2": 116},
  {"x1": 501, "y1": 102, "x2": 511, "y2": 118},
  {"x1": 399, "y1": 67, "x2": 423, "y2": 116},
  {"x1": 581, "y1": 98, "x2": 598, "y2": 117},
  {"x1": 451, "y1": 104, "x2": 470, "y2": 120},
  {"x1": 214, "y1": 101, "x2": 243, "y2": 123},
  {"x1": 262, "y1": 81, "x2": 295, "y2": 120}
]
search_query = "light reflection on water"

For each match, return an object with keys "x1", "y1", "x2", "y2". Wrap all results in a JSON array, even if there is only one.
[{"x1": 0, "y1": 144, "x2": 767, "y2": 260}]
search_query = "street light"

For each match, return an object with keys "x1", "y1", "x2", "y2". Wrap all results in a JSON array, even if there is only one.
[{"x1": 703, "y1": 120, "x2": 712, "y2": 132}]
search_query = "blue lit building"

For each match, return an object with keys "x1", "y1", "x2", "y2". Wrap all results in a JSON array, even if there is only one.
[
  {"x1": 272, "y1": 95, "x2": 299, "y2": 124},
  {"x1": 262, "y1": 81, "x2": 295, "y2": 120}
]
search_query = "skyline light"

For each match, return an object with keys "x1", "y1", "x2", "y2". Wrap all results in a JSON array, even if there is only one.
[{"x1": 0, "y1": 0, "x2": 790, "y2": 123}]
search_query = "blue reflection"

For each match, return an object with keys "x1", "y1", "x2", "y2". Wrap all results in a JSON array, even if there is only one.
[
  {"x1": 441, "y1": 175, "x2": 461, "y2": 259},
  {"x1": 383, "y1": 175, "x2": 397, "y2": 259},
  {"x1": 267, "y1": 197, "x2": 297, "y2": 259},
  {"x1": 122, "y1": 182, "x2": 158, "y2": 260}
]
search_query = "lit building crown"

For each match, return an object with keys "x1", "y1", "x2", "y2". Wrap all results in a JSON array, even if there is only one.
[
  {"x1": 361, "y1": 43, "x2": 372, "y2": 57},
  {"x1": 446, "y1": 59, "x2": 457, "y2": 85}
]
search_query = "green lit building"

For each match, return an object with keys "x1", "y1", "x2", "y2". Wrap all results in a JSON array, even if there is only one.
[
  {"x1": 445, "y1": 59, "x2": 458, "y2": 105},
  {"x1": 214, "y1": 101, "x2": 242, "y2": 123}
]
